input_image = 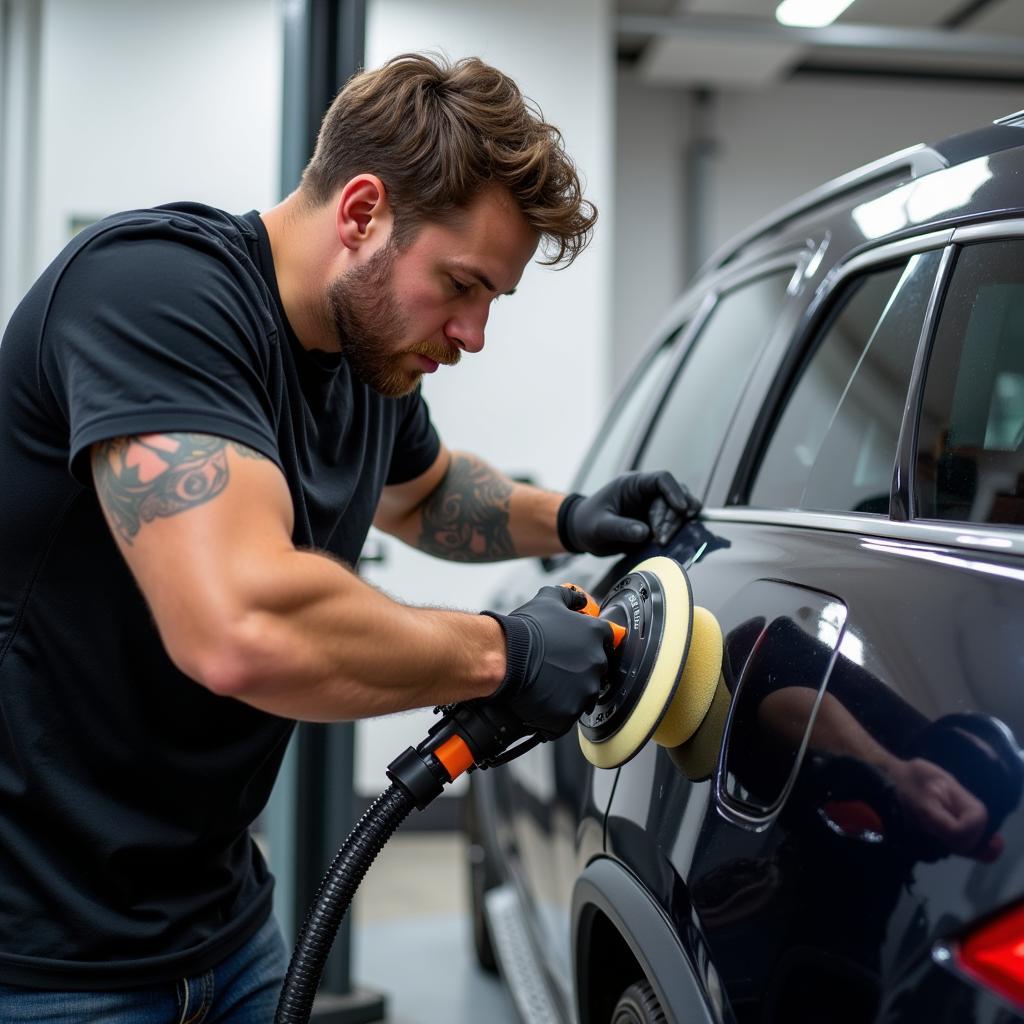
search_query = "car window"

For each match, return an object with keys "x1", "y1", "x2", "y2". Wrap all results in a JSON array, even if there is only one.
[
  {"x1": 636, "y1": 270, "x2": 792, "y2": 498},
  {"x1": 573, "y1": 329, "x2": 681, "y2": 495},
  {"x1": 748, "y1": 251, "x2": 942, "y2": 514},
  {"x1": 915, "y1": 240, "x2": 1024, "y2": 527}
]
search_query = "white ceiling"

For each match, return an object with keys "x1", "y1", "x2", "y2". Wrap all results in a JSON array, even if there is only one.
[{"x1": 625, "y1": 0, "x2": 1024, "y2": 88}]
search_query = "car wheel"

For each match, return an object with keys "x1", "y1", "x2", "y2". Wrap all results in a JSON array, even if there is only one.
[
  {"x1": 611, "y1": 979, "x2": 667, "y2": 1023},
  {"x1": 467, "y1": 841, "x2": 498, "y2": 971},
  {"x1": 464, "y1": 783, "x2": 498, "y2": 973}
]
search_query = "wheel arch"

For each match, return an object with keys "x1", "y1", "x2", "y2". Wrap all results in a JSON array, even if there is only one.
[{"x1": 572, "y1": 856, "x2": 721, "y2": 1024}]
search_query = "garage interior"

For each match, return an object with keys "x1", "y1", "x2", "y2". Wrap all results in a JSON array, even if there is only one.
[{"x1": 2, "y1": 0, "x2": 1024, "y2": 1021}]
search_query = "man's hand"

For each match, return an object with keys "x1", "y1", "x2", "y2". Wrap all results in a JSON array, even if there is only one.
[
  {"x1": 558, "y1": 471, "x2": 699, "y2": 557},
  {"x1": 482, "y1": 586, "x2": 610, "y2": 739}
]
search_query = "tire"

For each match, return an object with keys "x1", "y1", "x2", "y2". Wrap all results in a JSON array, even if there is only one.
[
  {"x1": 467, "y1": 841, "x2": 498, "y2": 972},
  {"x1": 464, "y1": 783, "x2": 498, "y2": 973},
  {"x1": 611, "y1": 979, "x2": 667, "y2": 1024}
]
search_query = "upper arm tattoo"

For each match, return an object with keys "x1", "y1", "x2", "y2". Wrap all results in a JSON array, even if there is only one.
[
  {"x1": 91, "y1": 433, "x2": 264, "y2": 544},
  {"x1": 417, "y1": 453, "x2": 516, "y2": 561}
]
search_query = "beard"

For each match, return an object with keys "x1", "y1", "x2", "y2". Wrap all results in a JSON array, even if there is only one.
[{"x1": 327, "y1": 241, "x2": 460, "y2": 397}]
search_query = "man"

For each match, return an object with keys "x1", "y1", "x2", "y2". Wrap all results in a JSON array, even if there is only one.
[{"x1": 0, "y1": 53, "x2": 693, "y2": 1020}]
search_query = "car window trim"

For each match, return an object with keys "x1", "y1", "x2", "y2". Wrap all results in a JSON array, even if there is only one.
[
  {"x1": 808, "y1": 229, "x2": 954, "y2": 323},
  {"x1": 726, "y1": 229, "x2": 954, "y2": 508},
  {"x1": 699, "y1": 506, "x2": 1024, "y2": 558},
  {"x1": 892, "y1": 244, "x2": 958, "y2": 520},
  {"x1": 951, "y1": 217, "x2": 1024, "y2": 244},
  {"x1": 628, "y1": 254, "x2": 804, "y2": 502},
  {"x1": 714, "y1": 590, "x2": 849, "y2": 831}
]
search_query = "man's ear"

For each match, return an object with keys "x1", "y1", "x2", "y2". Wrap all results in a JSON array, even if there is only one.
[{"x1": 335, "y1": 174, "x2": 392, "y2": 251}]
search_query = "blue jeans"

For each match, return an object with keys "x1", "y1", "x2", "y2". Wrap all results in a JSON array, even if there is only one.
[{"x1": 0, "y1": 914, "x2": 288, "y2": 1023}]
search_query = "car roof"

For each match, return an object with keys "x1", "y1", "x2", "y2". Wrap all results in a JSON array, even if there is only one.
[{"x1": 692, "y1": 118, "x2": 1024, "y2": 287}]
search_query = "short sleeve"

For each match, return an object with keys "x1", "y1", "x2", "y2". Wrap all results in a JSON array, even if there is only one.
[
  {"x1": 386, "y1": 387, "x2": 440, "y2": 485},
  {"x1": 39, "y1": 221, "x2": 282, "y2": 486}
]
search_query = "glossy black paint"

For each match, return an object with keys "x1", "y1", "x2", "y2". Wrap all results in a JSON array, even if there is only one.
[
  {"x1": 607, "y1": 519, "x2": 1024, "y2": 1023},
  {"x1": 473, "y1": 124, "x2": 1024, "y2": 1023}
]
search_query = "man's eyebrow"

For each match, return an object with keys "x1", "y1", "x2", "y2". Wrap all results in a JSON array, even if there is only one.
[{"x1": 451, "y1": 263, "x2": 516, "y2": 296}]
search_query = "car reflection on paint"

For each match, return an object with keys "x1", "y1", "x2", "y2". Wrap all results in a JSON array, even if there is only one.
[{"x1": 466, "y1": 113, "x2": 1024, "y2": 1024}]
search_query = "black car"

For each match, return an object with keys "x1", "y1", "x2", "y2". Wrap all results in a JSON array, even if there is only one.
[{"x1": 467, "y1": 112, "x2": 1024, "y2": 1024}]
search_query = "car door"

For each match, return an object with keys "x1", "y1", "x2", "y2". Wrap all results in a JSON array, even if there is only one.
[
  {"x1": 606, "y1": 230, "x2": 1024, "y2": 1023},
  {"x1": 495, "y1": 260, "x2": 801, "y2": 1011}
]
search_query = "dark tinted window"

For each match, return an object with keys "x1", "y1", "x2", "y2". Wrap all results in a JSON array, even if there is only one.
[
  {"x1": 637, "y1": 271, "x2": 791, "y2": 497},
  {"x1": 749, "y1": 251, "x2": 941, "y2": 514},
  {"x1": 574, "y1": 330, "x2": 680, "y2": 495},
  {"x1": 915, "y1": 240, "x2": 1024, "y2": 526}
]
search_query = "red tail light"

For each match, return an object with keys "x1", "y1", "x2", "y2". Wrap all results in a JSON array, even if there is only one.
[{"x1": 943, "y1": 902, "x2": 1024, "y2": 1008}]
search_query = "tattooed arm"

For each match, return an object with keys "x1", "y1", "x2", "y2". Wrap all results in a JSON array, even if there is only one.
[
  {"x1": 373, "y1": 445, "x2": 567, "y2": 561},
  {"x1": 91, "y1": 433, "x2": 506, "y2": 720}
]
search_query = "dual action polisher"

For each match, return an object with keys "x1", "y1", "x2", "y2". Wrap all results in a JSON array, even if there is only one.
[
  {"x1": 274, "y1": 555, "x2": 724, "y2": 1024},
  {"x1": 575, "y1": 555, "x2": 724, "y2": 770}
]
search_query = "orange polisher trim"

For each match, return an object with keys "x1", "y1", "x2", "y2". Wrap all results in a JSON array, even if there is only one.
[
  {"x1": 605, "y1": 621, "x2": 627, "y2": 649},
  {"x1": 434, "y1": 735, "x2": 475, "y2": 781},
  {"x1": 561, "y1": 583, "x2": 627, "y2": 649}
]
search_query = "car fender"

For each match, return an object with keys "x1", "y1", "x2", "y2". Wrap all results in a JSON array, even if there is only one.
[{"x1": 572, "y1": 855, "x2": 727, "y2": 1024}]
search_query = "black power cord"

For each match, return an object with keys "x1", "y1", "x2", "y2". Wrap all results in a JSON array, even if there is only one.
[
  {"x1": 273, "y1": 698, "x2": 533, "y2": 1024},
  {"x1": 274, "y1": 783, "x2": 416, "y2": 1024}
]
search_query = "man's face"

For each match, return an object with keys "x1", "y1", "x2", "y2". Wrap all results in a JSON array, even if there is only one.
[{"x1": 327, "y1": 187, "x2": 539, "y2": 397}]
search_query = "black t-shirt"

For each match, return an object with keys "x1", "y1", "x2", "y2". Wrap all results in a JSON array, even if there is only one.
[{"x1": 0, "y1": 203, "x2": 440, "y2": 988}]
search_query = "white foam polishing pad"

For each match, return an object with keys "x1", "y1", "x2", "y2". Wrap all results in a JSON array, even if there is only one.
[
  {"x1": 579, "y1": 556, "x2": 704, "y2": 769},
  {"x1": 652, "y1": 605, "x2": 723, "y2": 749},
  {"x1": 667, "y1": 670, "x2": 729, "y2": 782}
]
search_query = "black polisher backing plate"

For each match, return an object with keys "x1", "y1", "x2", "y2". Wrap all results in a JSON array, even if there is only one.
[{"x1": 578, "y1": 557, "x2": 693, "y2": 769}]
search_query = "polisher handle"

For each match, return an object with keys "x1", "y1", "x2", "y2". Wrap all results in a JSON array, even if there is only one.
[{"x1": 560, "y1": 583, "x2": 627, "y2": 649}]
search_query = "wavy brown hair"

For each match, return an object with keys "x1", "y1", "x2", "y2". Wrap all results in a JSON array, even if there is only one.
[{"x1": 300, "y1": 53, "x2": 597, "y2": 266}]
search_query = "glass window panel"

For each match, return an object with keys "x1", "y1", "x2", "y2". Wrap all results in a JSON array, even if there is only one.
[
  {"x1": 636, "y1": 271, "x2": 792, "y2": 497},
  {"x1": 749, "y1": 251, "x2": 941, "y2": 514},
  {"x1": 916, "y1": 240, "x2": 1024, "y2": 526}
]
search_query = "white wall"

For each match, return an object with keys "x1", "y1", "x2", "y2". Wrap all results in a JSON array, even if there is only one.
[
  {"x1": 611, "y1": 75, "x2": 689, "y2": 378},
  {"x1": 611, "y1": 72, "x2": 1024, "y2": 378},
  {"x1": 356, "y1": 0, "x2": 614, "y2": 795},
  {"x1": 33, "y1": 0, "x2": 282, "y2": 276}
]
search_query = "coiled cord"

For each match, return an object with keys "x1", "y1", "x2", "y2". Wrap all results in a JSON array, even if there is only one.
[{"x1": 274, "y1": 782, "x2": 417, "y2": 1024}]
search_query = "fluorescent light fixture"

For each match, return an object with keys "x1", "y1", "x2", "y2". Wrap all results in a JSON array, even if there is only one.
[{"x1": 776, "y1": 0, "x2": 856, "y2": 28}]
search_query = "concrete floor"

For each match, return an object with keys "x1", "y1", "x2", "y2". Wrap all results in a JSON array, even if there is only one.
[{"x1": 352, "y1": 833, "x2": 519, "y2": 1024}]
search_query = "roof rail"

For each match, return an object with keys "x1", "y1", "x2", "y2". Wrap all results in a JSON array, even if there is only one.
[
  {"x1": 994, "y1": 110, "x2": 1024, "y2": 127},
  {"x1": 697, "y1": 143, "x2": 948, "y2": 279}
]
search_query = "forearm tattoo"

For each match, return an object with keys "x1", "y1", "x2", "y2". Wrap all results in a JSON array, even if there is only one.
[
  {"x1": 418, "y1": 454, "x2": 516, "y2": 561},
  {"x1": 92, "y1": 433, "x2": 263, "y2": 544}
]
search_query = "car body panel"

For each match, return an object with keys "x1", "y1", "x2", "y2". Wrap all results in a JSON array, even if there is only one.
[{"x1": 606, "y1": 518, "x2": 1024, "y2": 1022}]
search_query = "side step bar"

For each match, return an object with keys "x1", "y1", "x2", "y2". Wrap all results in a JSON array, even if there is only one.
[{"x1": 484, "y1": 884, "x2": 563, "y2": 1024}]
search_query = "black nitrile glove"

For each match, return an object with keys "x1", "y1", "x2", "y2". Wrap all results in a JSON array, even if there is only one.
[
  {"x1": 557, "y1": 471, "x2": 700, "y2": 557},
  {"x1": 482, "y1": 586, "x2": 611, "y2": 739}
]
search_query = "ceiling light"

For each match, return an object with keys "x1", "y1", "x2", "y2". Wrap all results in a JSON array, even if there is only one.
[{"x1": 776, "y1": 0, "x2": 856, "y2": 28}]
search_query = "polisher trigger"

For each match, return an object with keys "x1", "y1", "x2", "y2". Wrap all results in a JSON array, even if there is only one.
[{"x1": 560, "y1": 583, "x2": 627, "y2": 648}]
